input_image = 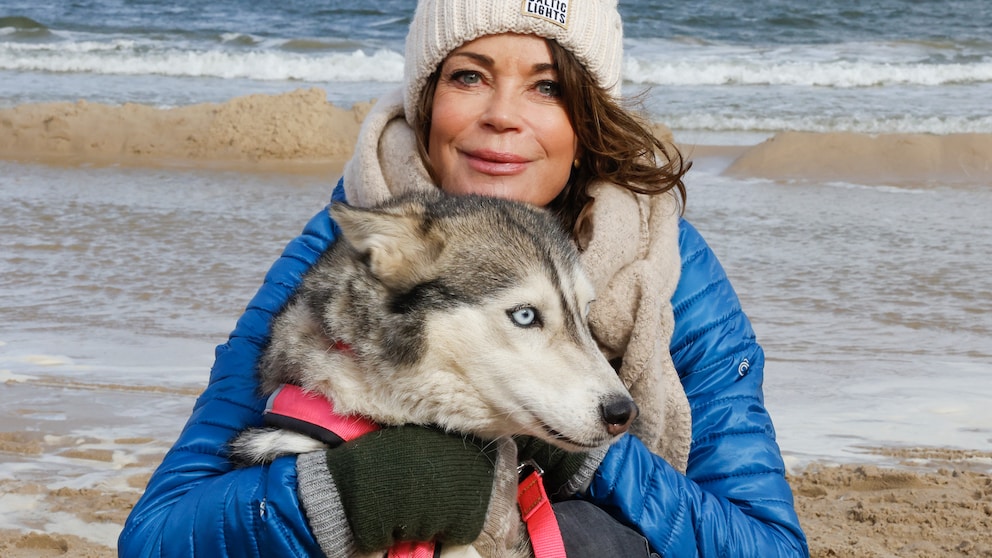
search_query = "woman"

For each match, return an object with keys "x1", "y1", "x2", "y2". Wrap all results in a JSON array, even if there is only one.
[{"x1": 120, "y1": 1, "x2": 809, "y2": 556}]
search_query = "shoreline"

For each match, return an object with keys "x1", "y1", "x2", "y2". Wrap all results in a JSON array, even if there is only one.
[{"x1": 3, "y1": 89, "x2": 992, "y2": 186}]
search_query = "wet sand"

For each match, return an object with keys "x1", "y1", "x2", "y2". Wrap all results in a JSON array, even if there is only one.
[
  {"x1": 1, "y1": 90, "x2": 990, "y2": 556},
  {"x1": 1, "y1": 438, "x2": 989, "y2": 557}
]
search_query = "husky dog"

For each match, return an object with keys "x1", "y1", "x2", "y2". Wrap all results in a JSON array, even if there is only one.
[{"x1": 231, "y1": 191, "x2": 638, "y2": 558}]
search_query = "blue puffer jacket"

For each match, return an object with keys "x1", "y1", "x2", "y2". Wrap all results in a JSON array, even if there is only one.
[{"x1": 119, "y1": 181, "x2": 808, "y2": 557}]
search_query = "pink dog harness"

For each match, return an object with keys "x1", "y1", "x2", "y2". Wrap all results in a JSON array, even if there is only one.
[{"x1": 265, "y1": 383, "x2": 567, "y2": 558}]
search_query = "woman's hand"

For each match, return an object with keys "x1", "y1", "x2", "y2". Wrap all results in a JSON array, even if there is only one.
[{"x1": 324, "y1": 425, "x2": 517, "y2": 552}]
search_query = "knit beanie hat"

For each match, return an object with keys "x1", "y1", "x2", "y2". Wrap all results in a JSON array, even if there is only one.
[{"x1": 403, "y1": 0, "x2": 625, "y2": 124}]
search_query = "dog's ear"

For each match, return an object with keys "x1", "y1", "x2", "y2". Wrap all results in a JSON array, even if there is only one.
[{"x1": 329, "y1": 202, "x2": 441, "y2": 290}]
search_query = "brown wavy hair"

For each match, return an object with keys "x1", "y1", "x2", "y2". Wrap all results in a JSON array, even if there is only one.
[{"x1": 413, "y1": 38, "x2": 690, "y2": 235}]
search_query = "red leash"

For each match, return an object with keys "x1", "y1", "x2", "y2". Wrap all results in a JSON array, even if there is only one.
[
  {"x1": 517, "y1": 463, "x2": 568, "y2": 558},
  {"x1": 266, "y1": 383, "x2": 569, "y2": 557},
  {"x1": 386, "y1": 541, "x2": 439, "y2": 558}
]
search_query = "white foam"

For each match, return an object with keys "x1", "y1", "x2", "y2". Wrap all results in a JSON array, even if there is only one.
[
  {"x1": 0, "y1": 494, "x2": 45, "y2": 533},
  {"x1": 0, "y1": 41, "x2": 406, "y2": 83},
  {"x1": 821, "y1": 182, "x2": 933, "y2": 194},
  {"x1": 20, "y1": 354, "x2": 73, "y2": 367},
  {"x1": 0, "y1": 493, "x2": 42, "y2": 518},
  {"x1": 625, "y1": 55, "x2": 992, "y2": 88},
  {"x1": 662, "y1": 113, "x2": 992, "y2": 135},
  {"x1": 44, "y1": 512, "x2": 122, "y2": 548},
  {"x1": 0, "y1": 369, "x2": 37, "y2": 382},
  {"x1": 624, "y1": 38, "x2": 992, "y2": 88}
]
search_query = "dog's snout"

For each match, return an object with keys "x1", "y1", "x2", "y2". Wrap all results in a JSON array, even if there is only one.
[{"x1": 601, "y1": 397, "x2": 639, "y2": 436}]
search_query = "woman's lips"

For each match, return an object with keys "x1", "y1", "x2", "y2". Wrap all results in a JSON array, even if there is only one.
[{"x1": 463, "y1": 149, "x2": 530, "y2": 176}]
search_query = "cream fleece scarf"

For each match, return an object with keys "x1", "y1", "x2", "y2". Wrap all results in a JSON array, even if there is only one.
[{"x1": 342, "y1": 89, "x2": 692, "y2": 472}]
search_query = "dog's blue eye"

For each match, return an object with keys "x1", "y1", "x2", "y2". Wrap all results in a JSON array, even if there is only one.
[{"x1": 508, "y1": 306, "x2": 540, "y2": 328}]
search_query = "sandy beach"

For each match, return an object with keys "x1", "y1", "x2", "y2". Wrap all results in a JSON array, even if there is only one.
[
  {"x1": 2, "y1": 90, "x2": 991, "y2": 557},
  {"x1": 0, "y1": 435, "x2": 989, "y2": 557}
]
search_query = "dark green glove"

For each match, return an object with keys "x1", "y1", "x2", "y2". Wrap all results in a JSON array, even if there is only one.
[
  {"x1": 324, "y1": 425, "x2": 498, "y2": 552},
  {"x1": 514, "y1": 436, "x2": 599, "y2": 499}
]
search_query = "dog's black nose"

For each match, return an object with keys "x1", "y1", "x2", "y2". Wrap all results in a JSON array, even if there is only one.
[{"x1": 601, "y1": 397, "x2": 639, "y2": 436}]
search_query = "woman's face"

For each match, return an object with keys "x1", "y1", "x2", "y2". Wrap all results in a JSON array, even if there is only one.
[{"x1": 428, "y1": 33, "x2": 578, "y2": 206}]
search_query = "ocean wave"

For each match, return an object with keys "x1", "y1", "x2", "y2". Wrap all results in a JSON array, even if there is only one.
[
  {"x1": 4, "y1": 37, "x2": 990, "y2": 90},
  {"x1": 664, "y1": 113, "x2": 992, "y2": 135},
  {"x1": 0, "y1": 42, "x2": 405, "y2": 82},
  {"x1": 219, "y1": 32, "x2": 260, "y2": 46},
  {"x1": 624, "y1": 37, "x2": 992, "y2": 88},
  {"x1": 0, "y1": 15, "x2": 46, "y2": 30},
  {"x1": 0, "y1": 15, "x2": 51, "y2": 38},
  {"x1": 625, "y1": 56, "x2": 992, "y2": 88}
]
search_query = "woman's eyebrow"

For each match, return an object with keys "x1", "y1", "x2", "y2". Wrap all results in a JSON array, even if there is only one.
[
  {"x1": 448, "y1": 51, "x2": 494, "y2": 67},
  {"x1": 447, "y1": 52, "x2": 558, "y2": 74}
]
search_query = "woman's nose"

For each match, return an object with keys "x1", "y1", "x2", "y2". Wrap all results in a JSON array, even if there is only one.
[{"x1": 479, "y1": 88, "x2": 522, "y2": 132}]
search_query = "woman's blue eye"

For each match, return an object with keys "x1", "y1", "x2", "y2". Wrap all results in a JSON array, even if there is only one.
[
  {"x1": 509, "y1": 306, "x2": 540, "y2": 327},
  {"x1": 536, "y1": 80, "x2": 561, "y2": 97},
  {"x1": 454, "y1": 71, "x2": 482, "y2": 85}
]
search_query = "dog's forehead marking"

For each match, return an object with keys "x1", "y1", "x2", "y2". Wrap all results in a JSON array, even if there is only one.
[{"x1": 411, "y1": 195, "x2": 595, "y2": 343}]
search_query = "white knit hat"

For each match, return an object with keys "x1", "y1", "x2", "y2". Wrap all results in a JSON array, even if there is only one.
[{"x1": 403, "y1": 0, "x2": 624, "y2": 124}]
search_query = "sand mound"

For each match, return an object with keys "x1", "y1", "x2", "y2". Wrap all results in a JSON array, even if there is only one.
[
  {"x1": 725, "y1": 131, "x2": 992, "y2": 185},
  {"x1": 0, "y1": 88, "x2": 372, "y2": 172}
]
